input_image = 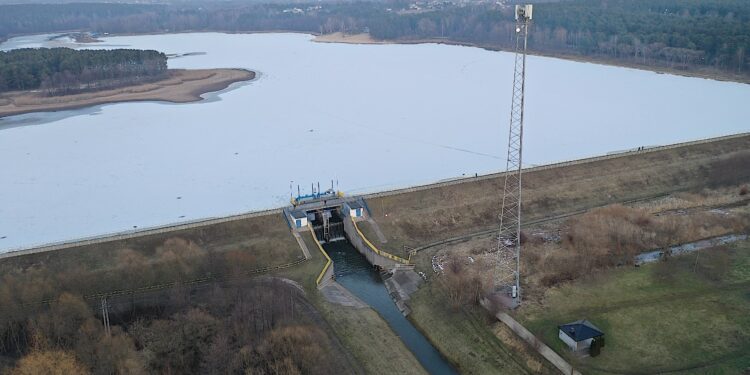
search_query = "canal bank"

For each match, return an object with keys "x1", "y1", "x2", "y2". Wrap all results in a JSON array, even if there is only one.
[{"x1": 324, "y1": 240, "x2": 458, "y2": 375}]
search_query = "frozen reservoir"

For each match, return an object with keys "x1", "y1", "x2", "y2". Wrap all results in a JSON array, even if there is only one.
[{"x1": 0, "y1": 32, "x2": 748, "y2": 252}]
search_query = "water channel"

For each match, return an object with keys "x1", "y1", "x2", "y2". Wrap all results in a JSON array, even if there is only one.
[{"x1": 324, "y1": 240, "x2": 458, "y2": 375}]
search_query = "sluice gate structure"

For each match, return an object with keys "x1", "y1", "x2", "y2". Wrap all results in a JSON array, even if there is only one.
[{"x1": 283, "y1": 188, "x2": 411, "y2": 287}]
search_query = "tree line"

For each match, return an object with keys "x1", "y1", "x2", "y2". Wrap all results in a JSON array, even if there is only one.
[
  {"x1": 0, "y1": 1, "x2": 748, "y2": 78},
  {"x1": 0, "y1": 48, "x2": 167, "y2": 95},
  {"x1": 0, "y1": 237, "x2": 353, "y2": 374}
]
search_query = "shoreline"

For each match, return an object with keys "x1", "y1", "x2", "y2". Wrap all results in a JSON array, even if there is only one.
[
  {"x1": 2, "y1": 131, "x2": 747, "y2": 257},
  {"x1": 0, "y1": 68, "x2": 255, "y2": 119},
  {"x1": 313, "y1": 32, "x2": 750, "y2": 85},
  {"x1": 5, "y1": 30, "x2": 745, "y2": 85}
]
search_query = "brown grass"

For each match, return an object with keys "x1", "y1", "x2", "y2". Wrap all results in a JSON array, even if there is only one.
[
  {"x1": 0, "y1": 214, "x2": 302, "y2": 314},
  {"x1": 524, "y1": 202, "x2": 749, "y2": 291},
  {"x1": 707, "y1": 152, "x2": 750, "y2": 188},
  {"x1": 366, "y1": 137, "x2": 750, "y2": 257},
  {"x1": 440, "y1": 254, "x2": 492, "y2": 308},
  {"x1": 427, "y1": 186, "x2": 750, "y2": 307}
]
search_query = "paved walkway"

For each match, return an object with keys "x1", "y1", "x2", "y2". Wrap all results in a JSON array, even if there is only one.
[
  {"x1": 366, "y1": 217, "x2": 389, "y2": 244},
  {"x1": 292, "y1": 231, "x2": 312, "y2": 259},
  {"x1": 493, "y1": 311, "x2": 581, "y2": 375}
]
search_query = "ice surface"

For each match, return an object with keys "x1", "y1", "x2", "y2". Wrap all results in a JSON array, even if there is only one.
[{"x1": 1, "y1": 32, "x2": 748, "y2": 252}]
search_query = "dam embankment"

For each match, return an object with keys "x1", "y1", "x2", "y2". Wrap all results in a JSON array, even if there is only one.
[
  {"x1": 360, "y1": 132, "x2": 750, "y2": 257},
  {"x1": 2, "y1": 132, "x2": 749, "y2": 264}
]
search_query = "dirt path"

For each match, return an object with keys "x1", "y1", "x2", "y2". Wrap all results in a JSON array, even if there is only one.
[{"x1": 0, "y1": 68, "x2": 255, "y2": 118}]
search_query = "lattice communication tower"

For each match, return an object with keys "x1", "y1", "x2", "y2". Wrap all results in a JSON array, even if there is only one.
[{"x1": 494, "y1": 4, "x2": 532, "y2": 306}]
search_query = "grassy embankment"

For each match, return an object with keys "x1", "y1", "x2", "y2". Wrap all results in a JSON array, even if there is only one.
[
  {"x1": 408, "y1": 279, "x2": 554, "y2": 374},
  {"x1": 0, "y1": 213, "x2": 425, "y2": 374},
  {"x1": 295, "y1": 232, "x2": 426, "y2": 375},
  {"x1": 4, "y1": 134, "x2": 748, "y2": 373},
  {"x1": 350, "y1": 221, "x2": 551, "y2": 374},
  {"x1": 519, "y1": 239, "x2": 750, "y2": 374},
  {"x1": 364, "y1": 134, "x2": 750, "y2": 257},
  {"x1": 411, "y1": 186, "x2": 749, "y2": 374},
  {"x1": 358, "y1": 134, "x2": 750, "y2": 373}
]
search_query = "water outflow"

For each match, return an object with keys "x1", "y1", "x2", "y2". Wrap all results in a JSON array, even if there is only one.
[
  {"x1": 312, "y1": 210, "x2": 345, "y2": 243},
  {"x1": 324, "y1": 241, "x2": 457, "y2": 375}
]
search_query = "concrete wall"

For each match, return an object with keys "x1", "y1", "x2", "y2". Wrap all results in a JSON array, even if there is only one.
[
  {"x1": 308, "y1": 225, "x2": 335, "y2": 287},
  {"x1": 558, "y1": 330, "x2": 578, "y2": 351},
  {"x1": 483, "y1": 306, "x2": 582, "y2": 375},
  {"x1": 343, "y1": 215, "x2": 399, "y2": 269},
  {"x1": 558, "y1": 330, "x2": 594, "y2": 352},
  {"x1": 318, "y1": 257, "x2": 335, "y2": 287}
]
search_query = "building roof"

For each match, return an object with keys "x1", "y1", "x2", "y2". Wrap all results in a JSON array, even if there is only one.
[
  {"x1": 290, "y1": 210, "x2": 307, "y2": 219},
  {"x1": 346, "y1": 201, "x2": 364, "y2": 210},
  {"x1": 558, "y1": 320, "x2": 604, "y2": 342}
]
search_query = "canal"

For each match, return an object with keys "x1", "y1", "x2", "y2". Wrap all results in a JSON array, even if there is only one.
[{"x1": 324, "y1": 240, "x2": 458, "y2": 375}]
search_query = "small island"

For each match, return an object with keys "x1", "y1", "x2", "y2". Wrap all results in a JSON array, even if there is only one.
[{"x1": 0, "y1": 47, "x2": 254, "y2": 118}]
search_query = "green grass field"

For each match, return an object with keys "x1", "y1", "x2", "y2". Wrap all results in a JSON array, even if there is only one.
[
  {"x1": 409, "y1": 282, "x2": 550, "y2": 375},
  {"x1": 519, "y1": 240, "x2": 750, "y2": 374},
  {"x1": 405, "y1": 250, "x2": 556, "y2": 375},
  {"x1": 281, "y1": 231, "x2": 426, "y2": 375}
]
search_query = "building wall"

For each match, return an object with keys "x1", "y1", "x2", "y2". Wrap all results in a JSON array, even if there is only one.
[
  {"x1": 558, "y1": 330, "x2": 596, "y2": 352},
  {"x1": 582, "y1": 337, "x2": 594, "y2": 350},
  {"x1": 346, "y1": 204, "x2": 364, "y2": 218},
  {"x1": 291, "y1": 215, "x2": 307, "y2": 228},
  {"x1": 558, "y1": 330, "x2": 579, "y2": 351}
]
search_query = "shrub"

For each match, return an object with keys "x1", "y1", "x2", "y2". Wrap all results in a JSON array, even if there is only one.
[
  {"x1": 11, "y1": 350, "x2": 89, "y2": 375},
  {"x1": 441, "y1": 255, "x2": 490, "y2": 308},
  {"x1": 707, "y1": 152, "x2": 750, "y2": 188},
  {"x1": 740, "y1": 185, "x2": 748, "y2": 196}
]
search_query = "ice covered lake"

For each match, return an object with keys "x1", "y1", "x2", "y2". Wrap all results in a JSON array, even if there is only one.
[{"x1": 1, "y1": 32, "x2": 749, "y2": 252}]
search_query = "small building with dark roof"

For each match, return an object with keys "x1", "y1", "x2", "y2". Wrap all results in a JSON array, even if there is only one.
[{"x1": 558, "y1": 320, "x2": 604, "y2": 352}]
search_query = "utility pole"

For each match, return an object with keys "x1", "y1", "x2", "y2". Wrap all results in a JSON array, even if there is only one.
[{"x1": 495, "y1": 4, "x2": 532, "y2": 308}]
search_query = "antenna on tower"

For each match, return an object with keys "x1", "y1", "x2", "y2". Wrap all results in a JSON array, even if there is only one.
[{"x1": 495, "y1": 4, "x2": 532, "y2": 308}]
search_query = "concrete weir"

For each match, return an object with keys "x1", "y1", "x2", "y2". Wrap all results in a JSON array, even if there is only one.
[
  {"x1": 284, "y1": 195, "x2": 421, "y2": 314},
  {"x1": 284, "y1": 196, "x2": 408, "y2": 271},
  {"x1": 344, "y1": 215, "x2": 403, "y2": 270}
]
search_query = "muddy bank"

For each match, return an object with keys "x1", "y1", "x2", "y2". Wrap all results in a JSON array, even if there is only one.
[{"x1": 0, "y1": 68, "x2": 255, "y2": 118}]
